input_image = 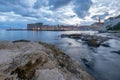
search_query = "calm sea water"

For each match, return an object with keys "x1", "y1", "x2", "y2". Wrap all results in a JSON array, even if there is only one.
[
  {"x1": 0, "y1": 30, "x2": 97, "y2": 44},
  {"x1": 0, "y1": 30, "x2": 120, "y2": 80}
]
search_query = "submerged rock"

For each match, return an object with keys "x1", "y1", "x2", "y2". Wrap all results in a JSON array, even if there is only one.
[
  {"x1": 111, "y1": 50, "x2": 120, "y2": 54},
  {"x1": 87, "y1": 39, "x2": 100, "y2": 47},
  {"x1": 0, "y1": 40, "x2": 94, "y2": 80},
  {"x1": 101, "y1": 43, "x2": 110, "y2": 47},
  {"x1": 61, "y1": 34, "x2": 81, "y2": 39},
  {"x1": 61, "y1": 34, "x2": 69, "y2": 38},
  {"x1": 13, "y1": 40, "x2": 30, "y2": 43},
  {"x1": 81, "y1": 57, "x2": 94, "y2": 68}
]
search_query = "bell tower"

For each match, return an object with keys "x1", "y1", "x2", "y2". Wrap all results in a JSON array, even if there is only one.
[{"x1": 98, "y1": 17, "x2": 101, "y2": 23}]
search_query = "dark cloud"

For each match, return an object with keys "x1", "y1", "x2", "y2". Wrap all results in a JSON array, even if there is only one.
[
  {"x1": 33, "y1": 0, "x2": 72, "y2": 10},
  {"x1": 0, "y1": 0, "x2": 93, "y2": 18},
  {"x1": 0, "y1": 0, "x2": 29, "y2": 16},
  {"x1": 0, "y1": 0, "x2": 93, "y2": 26},
  {"x1": 0, "y1": 0, "x2": 30, "y2": 8},
  {"x1": 49, "y1": 0, "x2": 72, "y2": 9},
  {"x1": 70, "y1": 15, "x2": 76, "y2": 18},
  {"x1": 91, "y1": 12, "x2": 109, "y2": 20},
  {"x1": 33, "y1": 0, "x2": 48, "y2": 9},
  {"x1": 48, "y1": 0, "x2": 92, "y2": 18},
  {"x1": 73, "y1": 0, "x2": 92, "y2": 18}
]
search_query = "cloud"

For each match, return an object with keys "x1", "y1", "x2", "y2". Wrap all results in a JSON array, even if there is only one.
[
  {"x1": 0, "y1": 12, "x2": 38, "y2": 22},
  {"x1": 91, "y1": 12, "x2": 109, "y2": 20},
  {"x1": 0, "y1": 0, "x2": 94, "y2": 27},
  {"x1": 0, "y1": 0, "x2": 30, "y2": 16},
  {"x1": 0, "y1": 11, "x2": 39, "y2": 29},
  {"x1": 33, "y1": 0, "x2": 48, "y2": 9},
  {"x1": 73, "y1": 0, "x2": 92, "y2": 18},
  {"x1": 0, "y1": 0, "x2": 92, "y2": 17},
  {"x1": 49, "y1": 0, "x2": 72, "y2": 9},
  {"x1": 0, "y1": 0, "x2": 119, "y2": 28},
  {"x1": 89, "y1": 0, "x2": 120, "y2": 20}
]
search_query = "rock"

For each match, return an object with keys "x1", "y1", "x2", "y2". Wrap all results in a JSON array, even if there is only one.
[
  {"x1": 87, "y1": 38, "x2": 100, "y2": 47},
  {"x1": 0, "y1": 40, "x2": 94, "y2": 80},
  {"x1": 84, "y1": 35, "x2": 110, "y2": 47},
  {"x1": 0, "y1": 41, "x2": 15, "y2": 49},
  {"x1": 61, "y1": 34, "x2": 69, "y2": 38},
  {"x1": 81, "y1": 57, "x2": 94, "y2": 68},
  {"x1": 13, "y1": 40, "x2": 30, "y2": 43},
  {"x1": 101, "y1": 43, "x2": 110, "y2": 47},
  {"x1": 35, "y1": 69, "x2": 65, "y2": 80},
  {"x1": 4, "y1": 77, "x2": 14, "y2": 80},
  {"x1": 61, "y1": 33, "x2": 110, "y2": 47},
  {"x1": 111, "y1": 50, "x2": 120, "y2": 54},
  {"x1": 11, "y1": 52, "x2": 48, "y2": 79},
  {"x1": 61, "y1": 34, "x2": 81, "y2": 39},
  {"x1": 68, "y1": 34, "x2": 81, "y2": 39}
]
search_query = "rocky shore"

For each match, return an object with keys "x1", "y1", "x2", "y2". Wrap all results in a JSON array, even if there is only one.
[
  {"x1": 0, "y1": 40, "x2": 94, "y2": 80},
  {"x1": 61, "y1": 33, "x2": 111, "y2": 47}
]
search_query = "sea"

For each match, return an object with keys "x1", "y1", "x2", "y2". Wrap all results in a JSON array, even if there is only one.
[{"x1": 0, "y1": 30, "x2": 120, "y2": 80}]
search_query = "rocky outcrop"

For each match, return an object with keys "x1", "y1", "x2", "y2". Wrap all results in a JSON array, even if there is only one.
[
  {"x1": 61, "y1": 34, "x2": 110, "y2": 47},
  {"x1": 0, "y1": 40, "x2": 94, "y2": 80}
]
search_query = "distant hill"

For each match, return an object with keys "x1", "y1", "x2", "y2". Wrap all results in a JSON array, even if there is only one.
[{"x1": 101, "y1": 15, "x2": 120, "y2": 31}]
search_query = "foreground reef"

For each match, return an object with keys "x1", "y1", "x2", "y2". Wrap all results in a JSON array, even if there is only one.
[{"x1": 0, "y1": 40, "x2": 93, "y2": 80}]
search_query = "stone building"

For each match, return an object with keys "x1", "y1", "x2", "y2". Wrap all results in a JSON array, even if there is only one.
[
  {"x1": 27, "y1": 23, "x2": 43, "y2": 30},
  {"x1": 90, "y1": 17, "x2": 104, "y2": 30},
  {"x1": 27, "y1": 22, "x2": 79, "y2": 31}
]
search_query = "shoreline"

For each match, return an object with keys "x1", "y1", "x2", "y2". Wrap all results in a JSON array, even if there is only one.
[{"x1": 6, "y1": 29, "x2": 74, "y2": 31}]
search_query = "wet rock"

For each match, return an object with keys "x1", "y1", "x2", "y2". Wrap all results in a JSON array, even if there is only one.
[
  {"x1": 68, "y1": 34, "x2": 81, "y2": 39},
  {"x1": 102, "y1": 43, "x2": 110, "y2": 47},
  {"x1": 61, "y1": 34, "x2": 81, "y2": 39},
  {"x1": 61, "y1": 33, "x2": 110, "y2": 47},
  {"x1": 81, "y1": 57, "x2": 94, "y2": 68},
  {"x1": 13, "y1": 40, "x2": 30, "y2": 43},
  {"x1": 87, "y1": 39, "x2": 100, "y2": 47},
  {"x1": 61, "y1": 34, "x2": 69, "y2": 38},
  {"x1": 111, "y1": 50, "x2": 120, "y2": 54},
  {"x1": 84, "y1": 35, "x2": 111, "y2": 47}
]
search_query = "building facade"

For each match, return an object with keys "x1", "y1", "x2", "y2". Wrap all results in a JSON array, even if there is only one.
[
  {"x1": 27, "y1": 23, "x2": 43, "y2": 30},
  {"x1": 27, "y1": 22, "x2": 79, "y2": 31}
]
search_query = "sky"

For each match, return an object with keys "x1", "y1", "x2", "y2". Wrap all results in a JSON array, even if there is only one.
[{"x1": 0, "y1": 0, "x2": 120, "y2": 28}]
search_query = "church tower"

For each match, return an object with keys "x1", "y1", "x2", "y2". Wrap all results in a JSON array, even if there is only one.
[{"x1": 98, "y1": 17, "x2": 101, "y2": 23}]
